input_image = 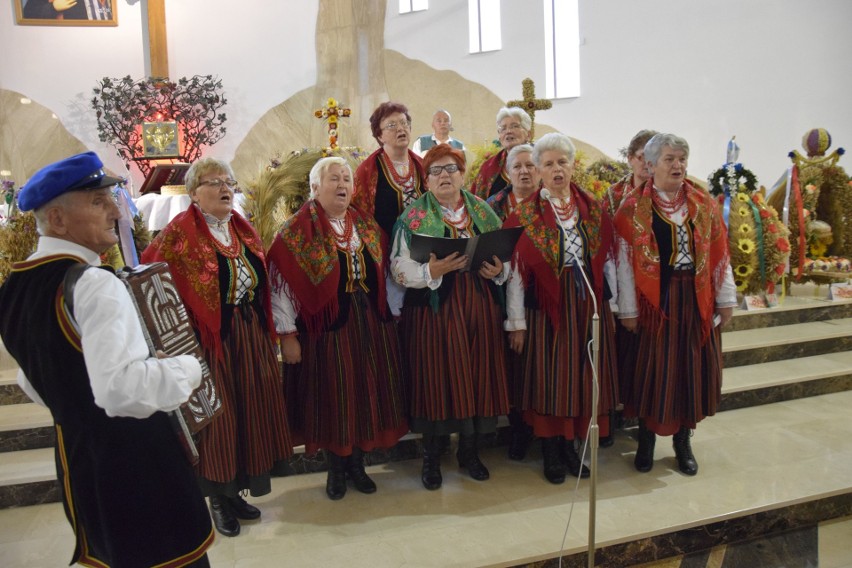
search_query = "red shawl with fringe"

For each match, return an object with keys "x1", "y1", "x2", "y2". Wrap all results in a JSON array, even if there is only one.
[
  {"x1": 352, "y1": 147, "x2": 425, "y2": 216},
  {"x1": 613, "y1": 179, "x2": 730, "y2": 338},
  {"x1": 470, "y1": 148, "x2": 508, "y2": 199},
  {"x1": 266, "y1": 200, "x2": 388, "y2": 335},
  {"x1": 504, "y1": 185, "x2": 613, "y2": 327},
  {"x1": 141, "y1": 204, "x2": 275, "y2": 363}
]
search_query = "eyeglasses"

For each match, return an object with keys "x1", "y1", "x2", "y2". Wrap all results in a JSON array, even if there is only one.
[
  {"x1": 198, "y1": 178, "x2": 238, "y2": 189},
  {"x1": 382, "y1": 120, "x2": 411, "y2": 131},
  {"x1": 498, "y1": 123, "x2": 523, "y2": 133},
  {"x1": 427, "y1": 164, "x2": 460, "y2": 176}
]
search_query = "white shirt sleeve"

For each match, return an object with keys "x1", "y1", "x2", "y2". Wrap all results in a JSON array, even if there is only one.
[
  {"x1": 615, "y1": 235, "x2": 638, "y2": 318},
  {"x1": 268, "y1": 262, "x2": 298, "y2": 334},
  {"x1": 390, "y1": 230, "x2": 442, "y2": 290},
  {"x1": 504, "y1": 263, "x2": 527, "y2": 331},
  {"x1": 75, "y1": 267, "x2": 202, "y2": 419},
  {"x1": 715, "y1": 264, "x2": 738, "y2": 308},
  {"x1": 412, "y1": 137, "x2": 425, "y2": 158}
]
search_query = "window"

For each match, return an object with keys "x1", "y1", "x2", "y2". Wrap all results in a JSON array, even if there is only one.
[
  {"x1": 399, "y1": 0, "x2": 428, "y2": 14},
  {"x1": 469, "y1": 0, "x2": 501, "y2": 53},
  {"x1": 543, "y1": 0, "x2": 580, "y2": 98}
]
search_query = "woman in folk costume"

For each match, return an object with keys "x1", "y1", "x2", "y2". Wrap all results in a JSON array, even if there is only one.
[
  {"x1": 142, "y1": 157, "x2": 292, "y2": 537},
  {"x1": 391, "y1": 144, "x2": 510, "y2": 490},
  {"x1": 600, "y1": 129, "x2": 657, "y2": 447},
  {"x1": 614, "y1": 133, "x2": 736, "y2": 476},
  {"x1": 470, "y1": 107, "x2": 533, "y2": 199},
  {"x1": 267, "y1": 157, "x2": 408, "y2": 501},
  {"x1": 503, "y1": 132, "x2": 619, "y2": 484},
  {"x1": 353, "y1": 101, "x2": 427, "y2": 238},
  {"x1": 486, "y1": 143, "x2": 540, "y2": 223}
]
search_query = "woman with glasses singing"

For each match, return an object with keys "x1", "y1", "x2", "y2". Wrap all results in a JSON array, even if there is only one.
[
  {"x1": 267, "y1": 157, "x2": 408, "y2": 501},
  {"x1": 503, "y1": 133, "x2": 619, "y2": 484},
  {"x1": 353, "y1": 101, "x2": 428, "y2": 238},
  {"x1": 470, "y1": 107, "x2": 533, "y2": 199},
  {"x1": 142, "y1": 157, "x2": 292, "y2": 538},
  {"x1": 390, "y1": 144, "x2": 510, "y2": 490}
]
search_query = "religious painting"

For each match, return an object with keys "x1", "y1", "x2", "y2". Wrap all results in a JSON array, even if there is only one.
[
  {"x1": 142, "y1": 121, "x2": 181, "y2": 159},
  {"x1": 14, "y1": 0, "x2": 117, "y2": 26}
]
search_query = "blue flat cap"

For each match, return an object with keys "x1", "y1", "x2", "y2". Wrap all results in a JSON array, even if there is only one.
[{"x1": 18, "y1": 151, "x2": 125, "y2": 212}]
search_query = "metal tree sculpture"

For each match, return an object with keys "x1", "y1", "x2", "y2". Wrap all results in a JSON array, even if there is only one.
[{"x1": 91, "y1": 75, "x2": 227, "y2": 177}]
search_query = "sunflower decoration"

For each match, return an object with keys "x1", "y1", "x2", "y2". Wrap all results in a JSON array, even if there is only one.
[{"x1": 708, "y1": 143, "x2": 789, "y2": 295}]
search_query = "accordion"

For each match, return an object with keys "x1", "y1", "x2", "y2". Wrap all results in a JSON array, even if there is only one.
[{"x1": 118, "y1": 262, "x2": 223, "y2": 463}]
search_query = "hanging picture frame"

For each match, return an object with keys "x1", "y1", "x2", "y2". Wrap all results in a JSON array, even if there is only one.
[{"x1": 14, "y1": 0, "x2": 118, "y2": 27}]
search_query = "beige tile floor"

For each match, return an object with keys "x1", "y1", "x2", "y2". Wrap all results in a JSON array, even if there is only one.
[{"x1": 1, "y1": 390, "x2": 850, "y2": 567}]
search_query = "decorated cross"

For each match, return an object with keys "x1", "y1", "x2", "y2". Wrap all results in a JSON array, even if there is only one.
[
  {"x1": 314, "y1": 97, "x2": 352, "y2": 155},
  {"x1": 507, "y1": 78, "x2": 552, "y2": 141}
]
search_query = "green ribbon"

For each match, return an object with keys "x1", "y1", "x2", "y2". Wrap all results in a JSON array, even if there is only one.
[{"x1": 747, "y1": 198, "x2": 767, "y2": 289}]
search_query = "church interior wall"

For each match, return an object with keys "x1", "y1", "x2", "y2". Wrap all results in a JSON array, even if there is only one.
[{"x1": 1, "y1": 0, "x2": 850, "y2": 191}]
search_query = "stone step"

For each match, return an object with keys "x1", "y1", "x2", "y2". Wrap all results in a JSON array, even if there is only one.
[
  {"x1": 722, "y1": 317, "x2": 852, "y2": 367},
  {"x1": 724, "y1": 293, "x2": 852, "y2": 332},
  {"x1": 0, "y1": 402, "x2": 54, "y2": 453}
]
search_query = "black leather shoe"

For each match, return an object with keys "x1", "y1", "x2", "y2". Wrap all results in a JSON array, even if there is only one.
[
  {"x1": 457, "y1": 434, "x2": 490, "y2": 481},
  {"x1": 599, "y1": 433, "x2": 615, "y2": 448},
  {"x1": 346, "y1": 450, "x2": 377, "y2": 494},
  {"x1": 673, "y1": 427, "x2": 698, "y2": 476},
  {"x1": 542, "y1": 437, "x2": 566, "y2": 484},
  {"x1": 508, "y1": 424, "x2": 533, "y2": 461},
  {"x1": 326, "y1": 451, "x2": 348, "y2": 500},
  {"x1": 634, "y1": 421, "x2": 656, "y2": 473},
  {"x1": 561, "y1": 438, "x2": 590, "y2": 479},
  {"x1": 459, "y1": 453, "x2": 490, "y2": 481},
  {"x1": 421, "y1": 453, "x2": 443, "y2": 490},
  {"x1": 227, "y1": 495, "x2": 260, "y2": 520},
  {"x1": 209, "y1": 495, "x2": 240, "y2": 537}
]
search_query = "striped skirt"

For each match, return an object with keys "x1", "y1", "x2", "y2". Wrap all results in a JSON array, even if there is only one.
[
  {"x1": 197, "y1": 305, "x2": 293, "y2": 497},
  {"x1": 284, "y1": 291, "x2": 408, "y2": 456},
  {"x1": 632, "y1": 271, "x2": 723, "y2": 436},
  {"x1": 402, "y1": 272, "x2": 510, "y2": 422},
  {"x1": 520, "y1": 267, "x2": 618, "y2": 439}
]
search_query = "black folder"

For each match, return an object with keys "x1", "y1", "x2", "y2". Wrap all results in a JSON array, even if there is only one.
[{"x1": 409, "y1": 227, "x2": 523, "y2": 272}]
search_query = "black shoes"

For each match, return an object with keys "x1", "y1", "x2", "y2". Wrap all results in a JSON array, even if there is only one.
[
  {"x1": 326, "y1": 451, "x2": 348, "y2": 500},
  {"x1": 561, "y1": 437, "x2": 590, "y2": 478},
  {"x1": 226, "y1": 495, "x2": 261, "y2": 520},
  {"x1": 634, "y1": 421, "x2": 656, "y2": 473},
  {"x1": 507, "y1": 409, "x2": 533, "y2": 461},
  {"x1": 209, "y1": 495, "x2": 240, "y2": 537},
  {"x1": 673, "y1": 426, "x2": 698, "y2": 476},
  {"x1": 542, "y1": 437, "x2": 567, "y2": 484},
  {"x1": 346, "y1": 448, "x2": 377, "y2": 494},
  {"x1": 457, "y1": 434, "x2": 490, "y2": 481},
  {"x1": 421, "y1": 437, "x2": 443, "y2": 490}
]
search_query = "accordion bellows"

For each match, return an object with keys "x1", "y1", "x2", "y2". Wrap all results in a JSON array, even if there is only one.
[{"x1": 118, "y1": 262, "x2": 222, "y2": 433}]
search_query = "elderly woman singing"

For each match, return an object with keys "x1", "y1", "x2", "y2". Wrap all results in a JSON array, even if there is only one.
[
  {"x1": 142, "y1": 157, "x2": 292, "y2": 538},
  {"x1": 614, "y1": 133, "x2": 736, "y2": 476},
  {"x1": 268, "y1": 157, "x2": 408, "y2": 501},
  {"x1": 503, "y1": 132, "x2": 619, "y2": 484}
]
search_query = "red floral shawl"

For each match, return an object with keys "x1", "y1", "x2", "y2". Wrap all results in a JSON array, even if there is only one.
[
  {"x1": 470, "y1": 148, "x2": 507, "y2": 199},
  {"x1": 141, "y1": 204, "x2": 275, "y2": 363},
  {"x1": 504, "y1": 185, "x2": 613, "y2": 327},
  {"x1": 613, "y1": 179, "x2": 730, "y2": 337},
  {"x1": 352, "y1": 147, "x2": 426, "y2": 216},
  {"x1": 266, "y1": 200, "x2": 388, "y2": 334}
]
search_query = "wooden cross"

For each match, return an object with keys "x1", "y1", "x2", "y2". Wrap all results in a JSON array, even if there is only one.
[
  {"x1": 507, "y1": 78, "x2": 552, "y2": 141},
  {"x1": 146, "y1": 0, "x2": 169, "y2": 78},
  {"x1": 314, "y1": 98, "x2": 352, "y2": 152}
]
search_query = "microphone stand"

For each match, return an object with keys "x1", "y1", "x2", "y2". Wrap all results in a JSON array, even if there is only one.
[{"x1": 542, "y1": 189, "x2": 601, "y2": 568}]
